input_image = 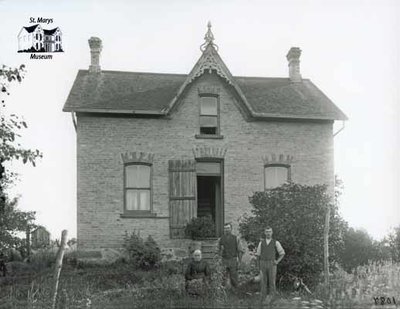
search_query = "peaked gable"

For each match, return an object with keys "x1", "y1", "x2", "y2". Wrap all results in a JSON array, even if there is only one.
[
  {"x1": 23, "y1": 24, "x2": 40, "y2": 33},
  {"x1": 18, "y1": 24, "x2": 42, "y2": 37},
  {"x1": 44, "y1": 27, "x2": 60, "y2": 35},
  {"x1": 164, "y1": 43, "x2": 252, "y2": 119}
]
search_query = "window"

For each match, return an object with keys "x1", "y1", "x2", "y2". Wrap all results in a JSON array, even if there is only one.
[
  {"x1": 199, "y1": 95, "x2": 219, "y2": 135},
  {"x1": 124, "y1": 164, "x2": 151, "y2": 213},
  {"x1": 264, "y1": 165, "x2": 290, "y2": 189}
]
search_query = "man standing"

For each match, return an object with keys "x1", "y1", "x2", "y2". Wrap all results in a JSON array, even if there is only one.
[
  {"x1": 256, "y1": 226, "x2": 285, "y2": 301},
  {"x1": 218, "y1": 222, "x2": 244, "y2": 288}
]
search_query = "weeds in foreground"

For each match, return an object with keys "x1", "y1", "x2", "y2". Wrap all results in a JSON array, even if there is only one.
[
  {"x1": 1, "y1": 259, "x2": 400, "y2": 308},
  {"x1": 315, "y1": 261, "x2": 400, "y2": 308}
]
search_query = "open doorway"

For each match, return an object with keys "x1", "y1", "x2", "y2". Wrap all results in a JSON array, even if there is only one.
[{"x1": 196, "y1": 161, "x2": 223, "y2": 237}]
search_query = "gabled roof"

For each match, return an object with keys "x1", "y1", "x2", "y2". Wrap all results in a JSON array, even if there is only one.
[
  {"x1": 63, "y1": 24, "x2": 347, "y2": 121},
  {"x1": 64, "y1": 70, "x2": 186, "y2": 114},
  {"x1": 23, "y1": 24, "x2": 40, "y2": 33},
  {"x1": 44, "y1": 28, "x2": 59, "y2": 35},
  {"x1": 63, "y1": 69, "x2": 347, "y2": 121}
]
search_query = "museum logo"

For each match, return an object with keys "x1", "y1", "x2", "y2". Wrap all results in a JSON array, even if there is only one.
[{"x1": 17, "y1": 17, "x2": 63, "y2": 59}]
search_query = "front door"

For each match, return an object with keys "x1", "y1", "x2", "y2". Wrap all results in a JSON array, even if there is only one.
[{"x1": 196, "y1": 161, "x2": 223, "y2": 237}]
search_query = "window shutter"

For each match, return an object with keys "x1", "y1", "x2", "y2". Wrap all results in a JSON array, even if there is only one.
[{"x1": 169, "y1": 159, "x2": 197, "y2": 238}]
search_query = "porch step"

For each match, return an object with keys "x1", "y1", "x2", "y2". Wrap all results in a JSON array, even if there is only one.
[{"x1": 201, "y1": 239, "x2": 219, "y2": 263}]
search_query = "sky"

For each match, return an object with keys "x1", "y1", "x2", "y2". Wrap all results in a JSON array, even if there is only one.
[{"x1": 0, "y1": 0, "x2": 399, "y2": 241}]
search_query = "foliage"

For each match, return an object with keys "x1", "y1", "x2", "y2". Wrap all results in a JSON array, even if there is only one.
[
  {"x1": 185, "y1": 216, "x2": 216, "y2": 239},
  {"x1": 339, "y1": 228, "x2": 391, "y2": 272},
  {"x1": 315, "y1": 261, "x2": 400, "y2": 307},
  {"x1": 1, "y1": 64, "x2": 42, "y2": 184},
  {"x1": 239, "y1": 182, "x2": 347, "y2": 286},
  {"x1": 28, "y1": 249, "x2": 57, "y2": 271},
  {"x1": 67, "y1": 237, "x2": 77, "y2": 247},
  {"x1": 122, "y1": 231, "x2": 161, "y2": 270},
  {"x1": 0, "y1": 64, "x2": 42, "y2": 251},
  {"x1": 7, "y1": 256, "x2": 396, "y2": 308},
  {"x1": 0, "y1": 197, "x2": 36, "y2": 250},
  {"x1": 208, "y1": 256, "x2": 228, "y2": 303},
  {"x1": 387, "y1": 226, "x2": 400, "y2": 262}
]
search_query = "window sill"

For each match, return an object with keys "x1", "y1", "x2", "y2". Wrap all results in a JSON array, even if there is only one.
[
  {"x1": 195, "y1": 134, "x2": 224, "y2": 139},
  {"x1": 120, "y1": 212, "x2": 157, "y2": 218}
]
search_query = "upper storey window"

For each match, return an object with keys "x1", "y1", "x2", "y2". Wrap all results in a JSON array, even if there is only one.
[{"x1": 199, "y1": 95, "x2": 219, "y2": 135}]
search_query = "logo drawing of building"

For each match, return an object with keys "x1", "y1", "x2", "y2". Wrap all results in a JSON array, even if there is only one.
[{"x1": 18, "y1": 24, "x2": 63, "y2": 53}]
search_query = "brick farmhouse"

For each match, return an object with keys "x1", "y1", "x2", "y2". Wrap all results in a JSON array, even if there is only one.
[{"x1": 63, "y1": 24, "x2": 347, "y2": 257}]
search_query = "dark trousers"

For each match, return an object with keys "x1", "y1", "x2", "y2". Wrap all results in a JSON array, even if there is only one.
[
  {"x1": 222, "y1": 257, "x2": 239, "y2": 288},
  {"x1": 0, "y1": 260, "x2": 6, "y2": 277},
  {"x1": 260, "y1": 260, "x2": 277, "y2": 298}
]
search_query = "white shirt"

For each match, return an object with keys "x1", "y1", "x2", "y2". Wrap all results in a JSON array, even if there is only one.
[{"x1": 255, "y1": 239, "x2": 285, "y2": 257}]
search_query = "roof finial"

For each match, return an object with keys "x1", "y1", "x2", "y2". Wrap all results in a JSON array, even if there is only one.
[
  {"x1": 205, "y1": 21, "x2": 214, "y2": 44},
  {"x1": 200, "y1": 21, "x2": 218, "y2": 52}
]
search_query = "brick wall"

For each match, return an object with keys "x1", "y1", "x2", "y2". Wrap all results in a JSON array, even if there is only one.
[{"x1": 76, "y1": 73, "x2": 334, "y2": 250}]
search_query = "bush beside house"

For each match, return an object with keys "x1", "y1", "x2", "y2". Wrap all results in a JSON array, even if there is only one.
[
  {"x1": 239, "y1": 183, "x2": 347, "y2": 287},
  {"x1": 122, "y1": 231, "x2": 161, "y2": 270}
]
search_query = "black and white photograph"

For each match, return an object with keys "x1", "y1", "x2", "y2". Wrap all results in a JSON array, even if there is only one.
[{"x1": 0, "y1": 0, "x2": 399, "y2": 308}]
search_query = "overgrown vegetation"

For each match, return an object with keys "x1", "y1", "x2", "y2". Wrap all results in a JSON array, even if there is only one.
[
  {"x1": 185, "y1": 216, "x2": 216, "y2": 239},
  {"x1": 0, "y1": 64, "x2": 42, "y2": 252},
  {"x1": 239, "y1": 183, "x2": 347, "y2": 286},
  {"x1": 122, "y1": 231, "x2": 161, "y2": 270},
  {"x1": 2, "y1": 250, "x2": 400, "y2": 309}
]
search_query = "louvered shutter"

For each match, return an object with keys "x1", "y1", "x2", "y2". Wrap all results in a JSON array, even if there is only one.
[{"x1": 169, "y1": 159, "x2": 197, "y2": 238}]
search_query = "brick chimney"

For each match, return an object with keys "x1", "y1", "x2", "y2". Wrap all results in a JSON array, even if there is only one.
[
  {"x1": 88, "y1": 37, "x2": 102, "y2": 73},
  {"x1": 286, "y1": 47, "x2": 302, "y2": 82}
]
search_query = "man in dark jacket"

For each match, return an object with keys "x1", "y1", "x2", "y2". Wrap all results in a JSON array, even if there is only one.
[
  {"x1": 256, "y1": 226, "x2": 285, "y2": 301},
  {"x1": 218, "y1": 222, "x2": 244, "y2": 288},
  {"x1": 185, "y1": 249, "x2": 210, "y2": 296}
]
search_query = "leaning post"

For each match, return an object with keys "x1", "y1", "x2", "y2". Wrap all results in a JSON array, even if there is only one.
[
  {"x1": 52, "y1": 229, "x2": 68, "y2": 309},
  {"x1": 26, "y1": 225, "x2": 31, "y2": 263}
]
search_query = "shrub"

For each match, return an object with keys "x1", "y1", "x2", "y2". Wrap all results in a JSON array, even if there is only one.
[
  {"x1": 7, "y1": 248, "x2": 23, "y2": 262},
  {"x1": 339, "y1": 228, "x2": 390, "y2": 272},
  {"x1": 239, "y1": 183, "x2": 347, "y2": 287},
  {"x1": 185, "y1": 216, "x2": 216, "y2": 239},
  {"x1": 122, "y1": 232, "x2": 161, "y2": 270},
  {"x1": 29, "y1": 249, "x2": 57, "y2": 271}
]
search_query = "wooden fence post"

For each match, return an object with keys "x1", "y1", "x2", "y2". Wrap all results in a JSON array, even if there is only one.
[
  {"x1": 52, "y1": 229, "x2": 68, "y2": 309},
  {"x1": 26, "y1": 226, "x2": 31, "y2": 263}
]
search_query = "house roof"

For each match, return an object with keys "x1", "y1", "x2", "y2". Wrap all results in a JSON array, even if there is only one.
[
  {"x1": 64, "y1": 23, "x2": 347, "y2": 121},
  {"x1": 44, "y1": 28, "x2": 58, "y2": 35},
  {"x1": 23, "y1": 24, "x2": 40, "y2": 33},
  {"x1": 63, "y1": 69, "x2": 347, "y2": 121}
]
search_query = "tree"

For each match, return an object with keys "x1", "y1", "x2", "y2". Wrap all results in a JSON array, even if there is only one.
[
  {"x1": 387, "y1": 226, "x2": 400, "y2": 262},
  {"x1": 0, "y1": 64, "x2": 42, "y2": 250},
  {"x1": 340, "y1": 228, "x2": 375, "y2": 272},
  {"x1": 338, "y1": 228, "x2": 392, "y2": 272},
  {"x1": 0, "y1": 197, "x2": 35, "y2": 249},
  {"x1": 239, "y1": 183, "x2": 347, "y2": 287}
]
